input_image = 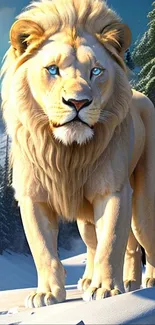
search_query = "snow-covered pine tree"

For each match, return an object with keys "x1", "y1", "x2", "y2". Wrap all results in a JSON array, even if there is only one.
[
  {"x1": 0, "y1": 165, "x2": 10, "y2": 254},
  {"x1": 132, "y1": 2, "x2": 155, "y2": 105},
  {"x1": 125, "y1": 49, "x2": 135, "y2": 71},
  {"x1": 0, "y1": 134, "x2": 30, "y2": 254},
  {"x1": 0, "y1": 137, "x2": 16, "y2": 254}
]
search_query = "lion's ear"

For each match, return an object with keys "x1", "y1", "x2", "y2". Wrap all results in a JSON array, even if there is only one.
[
  {"x1": 101, "y1": 23, "x2": 131, "y2": 55},
  {"x1": 10, "y1": 19, "x2": 44, "y2": 56}
]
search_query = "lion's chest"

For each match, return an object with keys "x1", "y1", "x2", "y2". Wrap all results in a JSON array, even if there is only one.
[{"x1": 84, "y1": 137, "x2": 129, "y2": 203}]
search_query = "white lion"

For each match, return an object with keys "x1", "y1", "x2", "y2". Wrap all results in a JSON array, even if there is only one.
[{"x1": 1, "y1": 0, "x2": 155, "y2": 308}]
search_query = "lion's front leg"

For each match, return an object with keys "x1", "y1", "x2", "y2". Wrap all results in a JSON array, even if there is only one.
[
  {"x1": 19, "y1": 197, "x2": 66, "y2": 308},
  {"x1": 77, "y1": 219, "x2": 97, "y2": 291},
  {"x1": 124, "y1": 229, "x2": 142, "y2": 292},
  {"x1": 83, "y1": 182, "x2": 132, "y2": 301}
]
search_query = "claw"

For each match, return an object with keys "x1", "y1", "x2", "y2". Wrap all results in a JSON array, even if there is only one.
[
  {"x1": 96, "y1": 288, "x2": 110, "y2": 299},
  {"x1": 146, "y1": 278, "x2": 155, "y2": 287},
  {"x1": 25, "y1": 289, "x2": 66, "y2": 308},
  {"x1": 25, "y1": 292, "x2": 36, "y2": 308},
  {"x1": 83, "y1": 286, "x2": 122, "y2": 301},
  {"x1": 78, "y1": 278, "x2": 91, "y2": 291},
  {"x1": 83, "y1": 287, "x2": 97, "y2": 302},
  {"x1": 34, "y1": 293, "x2": 46, "y2": 308},
  {"x1": 44, "y1": 292, "x2": 57, "y2": 306},
  {"x1": 111, "y1": 289, "x2": 121, "y2": 296}
]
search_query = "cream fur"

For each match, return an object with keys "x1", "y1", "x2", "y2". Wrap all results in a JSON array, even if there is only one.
[
  {"x1": 53, "y1": 122, "x2": 94, "y2": 145},
  {"x1": 1, "y1": 0, "x2": 155, "y2": 307}
]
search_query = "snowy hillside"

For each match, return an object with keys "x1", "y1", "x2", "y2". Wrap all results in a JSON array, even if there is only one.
[
  {"x1": 1, "y1": 238, "x2": 155, "y2": 324},
  {"x1": 0, "y1": 238, "x2": 86, "y2": 291},
  {"x1": 0, "y1": 248, "x2": 155, "y2": 324}
]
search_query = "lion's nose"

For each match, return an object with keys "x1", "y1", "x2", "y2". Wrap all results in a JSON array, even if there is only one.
[{"x1": 62, "y1": 97, "x2": 92, "y2": 111}]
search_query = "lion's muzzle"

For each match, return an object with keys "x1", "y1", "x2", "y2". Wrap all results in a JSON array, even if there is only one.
[{"x1": 62, "y1": 97, "x2": 93, "y2": 111}]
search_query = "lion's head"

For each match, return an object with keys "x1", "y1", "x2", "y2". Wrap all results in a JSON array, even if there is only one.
[
  {"x1": 1, "y1": 0, "x2": 133, "y2": 217},
  {"x1": 1, "y1": 0, "x2": 132, "y2": 146}
]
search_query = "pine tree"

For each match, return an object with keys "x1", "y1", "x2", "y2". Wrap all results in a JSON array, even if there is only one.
[
  {"x1": 58, "y1": 221, "x2": 80, "y2": 251},
  {"x1": 125, "y1": 49, "x2": 135, "y2": 71},
  {"x1": 0, "y1": 134, "x2": 30, "y2": 255},
  {"x1": 132, "y1": 2, "x2": 155, "y2": 105},
  {"x1": 0, "y1": 165, "x2": 10, "y2": 254}
]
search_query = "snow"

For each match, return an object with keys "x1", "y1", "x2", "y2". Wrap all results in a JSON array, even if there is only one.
[
  {"x1": 0, "y1": 252, "x2": 37, "y2": 291},
  {"x1": 0, "y1": 238, "x2": 86, "y2": 291},
  {"x1": 0, "y1": 239, "x2": 155, "y2": 324},
  {"x1": 20, "y1": 288, "x2": 155, "y2": 324}
]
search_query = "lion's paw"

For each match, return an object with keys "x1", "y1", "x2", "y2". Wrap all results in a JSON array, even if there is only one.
[
  {"x1": 78, "y1": 278, "x2": 92, "y2": 291},
  {"x1": 145, "y1": 278, "x2": 155, "y2": 287},
  {"x1": 25, "y1": 288, "x2": 66, "y2": 308},
  {"x1": 124, "y1": 280, "x2": 140, "y2": 292},
  {"x1": 83, "y1": 286, "x2": 121, "y2": 301}
]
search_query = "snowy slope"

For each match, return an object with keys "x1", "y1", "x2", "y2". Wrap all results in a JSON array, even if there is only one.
[
  {"x1": 0, "y1": 252, "x2": 37, "y2": 291},
  {"x1": 0, "y1": 238, "x2": 86, "y2": 291},
  {"x1": 1, "y1": 239, "x2": 155, "y2": 324},
  {"x1": 0, "y1": 255, "x2": 155, "y2": 324},
  {"x1": 1, "y1": 286, "x2": 155, "y2": 325}
]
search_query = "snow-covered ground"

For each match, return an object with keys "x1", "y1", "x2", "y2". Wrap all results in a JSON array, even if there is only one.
[
  {"x1": 0, "y1": 238, "x2": 86, "y2": 291},
  {"x1": 1, "y1": 238, "x2": 155, "y2": 324}
]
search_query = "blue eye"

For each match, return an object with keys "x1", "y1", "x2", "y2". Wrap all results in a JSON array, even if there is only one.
[
  {"x1": 91, "y1": 67, "x2": 103, "y2": 77},
  {"x1": 47, "y1": 65, "x2": 59, "y2": 76}
]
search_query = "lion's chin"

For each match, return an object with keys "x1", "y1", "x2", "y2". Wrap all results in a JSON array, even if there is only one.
[{"x1": 52, "y1": 122, "x2": 94, "y2": 145}]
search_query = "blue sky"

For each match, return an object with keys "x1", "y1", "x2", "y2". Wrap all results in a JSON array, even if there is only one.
[{"x1": 0, "y1": 0, "x2": 153, "y2": 66}]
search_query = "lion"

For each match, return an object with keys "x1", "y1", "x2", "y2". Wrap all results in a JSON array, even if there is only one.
[{"x1": 1, "y1": 0, "x2": 155, "y2": 308}]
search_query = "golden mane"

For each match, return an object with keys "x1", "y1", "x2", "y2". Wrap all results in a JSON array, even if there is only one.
[
  {"x1": 1, "y1": 0, "x2": 132, "y2": 220},
  {"x1": 1, "y1": 0, "x2": 126, "y2": 75},
  {"x1": 17, "y1": 0, "x2": 119, "y2": 34}
]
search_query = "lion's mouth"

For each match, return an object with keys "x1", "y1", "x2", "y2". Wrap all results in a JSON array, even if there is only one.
[{"x1": 51, "y1": 116, "x2": 94, "y2": 129}]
